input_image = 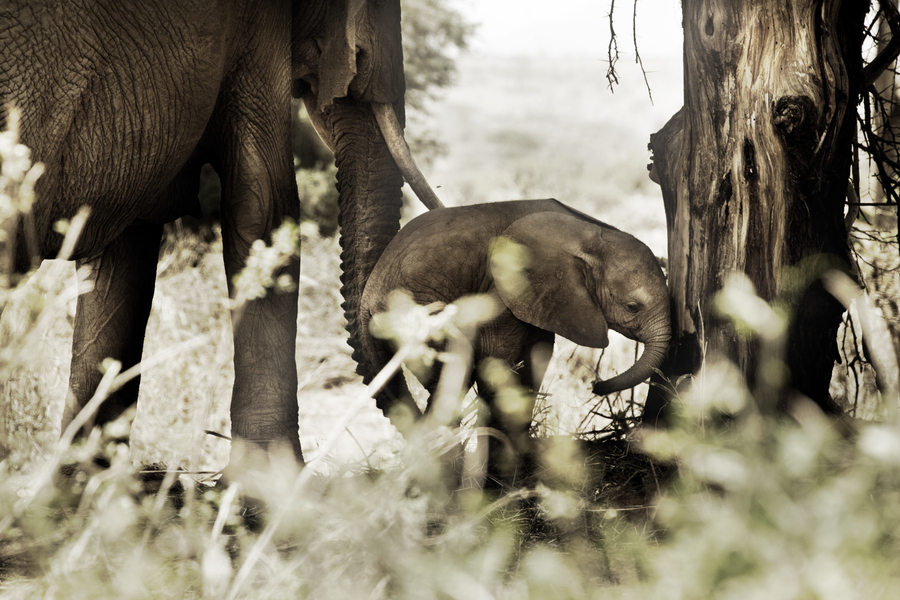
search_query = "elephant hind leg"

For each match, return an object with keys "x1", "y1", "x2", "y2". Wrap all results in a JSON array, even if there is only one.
[{"x1": 64, "y1": 220, "x2": 163, "y2": 437}]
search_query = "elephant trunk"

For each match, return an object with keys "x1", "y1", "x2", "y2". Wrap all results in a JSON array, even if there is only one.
[
  {"x1": 330, "y1": 98, "x2": 405, "y2": 383},
  {"x1": 592, "y1": 323, "x2": 670, "y2": 396}
]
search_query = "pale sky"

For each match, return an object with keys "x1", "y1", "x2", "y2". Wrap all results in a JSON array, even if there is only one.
[{"x1": 457, "y1": 0, "x2": 683, "y2": 59}]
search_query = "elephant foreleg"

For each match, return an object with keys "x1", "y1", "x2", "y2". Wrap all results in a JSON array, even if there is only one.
[
  {"x1": 475, "y1": 377, "x2": 537, "y2": 489},
  {"x1": 475, "y1": 323, "x2": 555, "y2": 489},
  {"x1": 64, "y1": 221, "x2": 163, "y2": 436},
  {"x1": 218, "y1": 163, "x2": 302, "y2": 463},
  {"x1": 215, "y1": 78, "x2": 302, "y2": 464}
]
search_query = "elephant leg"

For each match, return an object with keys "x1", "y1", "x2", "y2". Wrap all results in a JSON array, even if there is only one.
[
  {"x1": 214, "y1": 75, "x2": 302, "y2": 465},
  {"x1": 220, "y1": 195, "x2": 301, "y2": 464},
  {"x1": 476, "y1": 325, "x2": 555, "y2": 489},
  {"x1": 64, "y1": 221, "x2": 163, "y2": 437}
]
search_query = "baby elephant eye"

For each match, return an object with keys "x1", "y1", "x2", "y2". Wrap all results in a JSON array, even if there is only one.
[{"x1": 625, "y1": 301, "x2": 642, "y2": 314}]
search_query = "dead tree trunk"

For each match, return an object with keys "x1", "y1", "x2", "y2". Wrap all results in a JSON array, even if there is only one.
[{"x1": 645, "y1": 0, "x2": 868, "y2": 421}]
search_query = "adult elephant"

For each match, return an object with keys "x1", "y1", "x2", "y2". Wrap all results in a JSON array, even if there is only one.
[{"x1": 0, "y1": 0, "x2": 439, "y2": 466}]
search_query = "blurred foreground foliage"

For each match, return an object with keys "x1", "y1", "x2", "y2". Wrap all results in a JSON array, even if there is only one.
[
  {"x1": 5, "y1": 281, "x2": 900, "y2": 597},
  {"x1": 5, "y1": 214, "x2": 900, "y2": 598},
  {"x1": 647, "y1": 407, "x2": 900, "y2": 598}
]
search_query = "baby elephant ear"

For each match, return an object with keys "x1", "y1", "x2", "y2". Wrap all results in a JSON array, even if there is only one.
[{"x1": 489, "y1": 212, "x2": 610, "y2": 348}]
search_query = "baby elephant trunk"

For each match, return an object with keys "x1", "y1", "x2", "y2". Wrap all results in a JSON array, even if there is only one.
[{"x1": 592, "y1": 325, "x2": 670, "y2": 396}]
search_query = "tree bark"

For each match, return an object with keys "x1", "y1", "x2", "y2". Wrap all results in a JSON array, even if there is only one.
[{"x1": 645, "y1": 0, "x2": 868, "y2": 421}]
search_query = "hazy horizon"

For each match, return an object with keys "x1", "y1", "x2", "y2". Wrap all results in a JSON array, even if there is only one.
[{"x1": 458, "y1": 0, "x2": 683, "y2": 60}]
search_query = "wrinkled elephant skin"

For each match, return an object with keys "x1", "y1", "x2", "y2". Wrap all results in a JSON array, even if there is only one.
[
  {"x1": 358, "y1": 199, "x2": 671, "y2": 484},
  {"x1": 0, "y1": 0, "x2": 422, "y2": 467}
]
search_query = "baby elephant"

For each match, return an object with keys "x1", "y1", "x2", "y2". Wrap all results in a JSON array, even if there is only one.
[{"x1": 355, "y1": 199, "x2": 670, "y2": 485}]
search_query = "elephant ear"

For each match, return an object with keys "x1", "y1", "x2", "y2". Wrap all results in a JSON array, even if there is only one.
[
  {"x1": 489, "y1": 212, "x2": 610, "y2": 349},
  {"x1": 316, "y1": 0, "x2": 405, "y2": 110}
]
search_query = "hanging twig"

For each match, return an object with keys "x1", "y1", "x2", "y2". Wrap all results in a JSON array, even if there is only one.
[
  {"x1": 632, "y1": 0, "x2": 654, "y2": 104},
  {"x1": 606, "y1": 0, "x2": 620, "y2": 89}
]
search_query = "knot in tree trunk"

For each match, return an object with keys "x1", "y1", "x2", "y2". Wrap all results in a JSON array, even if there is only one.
[{"x1": 773, "y1": 95, "x2": 818, "y2": 140}]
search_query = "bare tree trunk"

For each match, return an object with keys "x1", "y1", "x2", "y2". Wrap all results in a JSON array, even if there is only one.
[{"x1": 645, "y1": 0, "x2": 867, "y2": 422}]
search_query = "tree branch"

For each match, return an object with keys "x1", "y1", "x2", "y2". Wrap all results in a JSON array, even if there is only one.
[
  {"x1": 864, "y1": 0, "x2": 900, "y2": 88},
  {"x1": 632, "y1": 0, "x2": 653, "y2": 103}
]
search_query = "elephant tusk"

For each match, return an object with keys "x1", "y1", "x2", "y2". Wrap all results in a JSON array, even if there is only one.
[
  {"x1": 300, "y1": 94, "x2": 336, "y2": 153},
  {"x1": 373, "y1": 102, "x2": 445, "y2": 210}
]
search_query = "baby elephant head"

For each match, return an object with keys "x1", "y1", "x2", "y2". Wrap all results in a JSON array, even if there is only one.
[{"x1": 490, "y1": 212, "x2": 671, "y2": 395}]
